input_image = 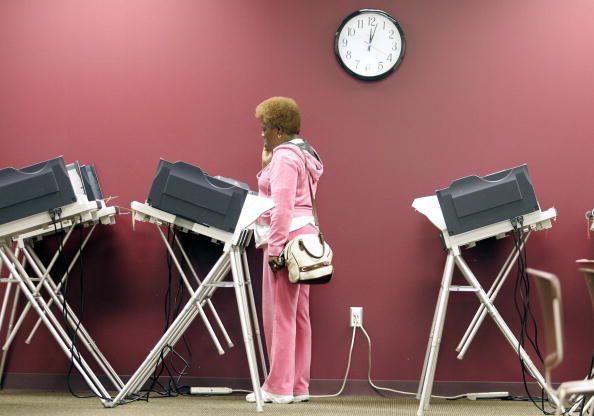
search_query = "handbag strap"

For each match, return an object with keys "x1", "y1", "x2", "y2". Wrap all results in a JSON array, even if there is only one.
[{"x1": 291, "y1": 141, "x2": 325, "y2": 242}]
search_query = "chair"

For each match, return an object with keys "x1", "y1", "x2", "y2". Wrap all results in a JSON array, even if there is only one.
[{"x1": 527, "y1": 268, "x2": 594, "y2": 416}]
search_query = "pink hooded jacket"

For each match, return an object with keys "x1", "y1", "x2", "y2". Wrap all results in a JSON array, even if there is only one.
[{"x1": 256, "y1": 142, "x2": 324, "y2": 257}]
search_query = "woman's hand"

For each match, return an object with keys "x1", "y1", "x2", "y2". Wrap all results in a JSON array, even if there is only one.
[
  {"x1": 268, "y1": 255, "x2": 284, "y2": 273},
  {"x1": 262, "y1": 147, "x2": 273, "y2": 168}
]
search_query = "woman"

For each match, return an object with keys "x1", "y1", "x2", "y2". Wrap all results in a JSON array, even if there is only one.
[{"x1": 247, "y1": 96, "x2": 324, "y2": 404}]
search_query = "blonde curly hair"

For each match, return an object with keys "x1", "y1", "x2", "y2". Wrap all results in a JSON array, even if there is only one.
[{"x1": 255, "y1": 96, "x2": 301, "y2": 135}]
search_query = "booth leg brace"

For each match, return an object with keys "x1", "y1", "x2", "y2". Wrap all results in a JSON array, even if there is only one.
[
  {"x1": 108, "y1": 243, "x2": 265, "y2": 412},
  {"x1": 456, "y1": 232, "x2": 531, "y2": 358},
  {"x1": 417, "y1": 246, "x2": 561, "y2": 416},
  {"x1": 0, "y1": 244, "x2": 112, "y2": 404},
  {"x1": 417, "y1": 253, "x2": 455, "y2": 414},
  {"x1": 0, "y1": 224, "x2": 124, "y2": 394},
  {"x1": 0, "y1": 248, "x2": 23, "y2": 386}
]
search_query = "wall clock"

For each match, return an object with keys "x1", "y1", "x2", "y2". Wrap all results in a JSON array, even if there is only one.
[{"x1": 334, "y1": 9, "x2": 406, "y2": 81}]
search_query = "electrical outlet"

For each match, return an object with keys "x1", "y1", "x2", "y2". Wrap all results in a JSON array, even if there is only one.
[{"x1": 350, "y1": 307, "x2": 363, "y2": 327}]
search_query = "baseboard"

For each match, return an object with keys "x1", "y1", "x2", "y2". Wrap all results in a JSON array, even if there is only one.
[{"x1": 1, "y1": 373, "x2": 544, "y2": 397}]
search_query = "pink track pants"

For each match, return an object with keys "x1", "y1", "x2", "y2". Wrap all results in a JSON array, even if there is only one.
[{"x1": 261, "y1": 225, "x2": 315, "y2": 396}]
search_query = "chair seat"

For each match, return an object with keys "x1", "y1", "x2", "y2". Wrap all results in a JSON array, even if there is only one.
[
  {"x1": 558, "y1": 379, "x2": 594, "y2": 396},
  {"x1": 556, "y1": 379, "x2": 594, "y2": 416}
]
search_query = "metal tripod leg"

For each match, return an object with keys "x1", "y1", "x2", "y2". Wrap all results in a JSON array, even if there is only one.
[
  {"x1": 174, "y1": 235, "x2": 234, "y2": 349},
  {"x1": 0, "y1": 247, "x2": 20, "y2": 337},
  {"x1": 572, "y1": 396, "x2": 594, "y2": 415},
  {"x1": 416, "y1": 251, "x2": 449, "y2": 400},
  {"x1": 241, "y1": 249, "x2": 268, "y2": 379},
  {"x1": 417, "y1": 252, "x2": 456, "y2": 415},
  {"x1": 454, "y1": 254, "x2": 561, "y2": 407},
  {"x1": 25, "y1": 225, "x2": 97, "y2": 344},
  {"x1": 156, "y1": 226, "x2": 224, "y2": 355},
  {"x1": 0, "y1": 249, "x2": 23, "y2": 387},
  {"x1": 109, "y1": 252, "x2": 230, "y2": 406},
  {"x1": 2, "y1": 226, "x2": 77, "y2": 349},
  {"x1": 569, "y1": 395, "x2": 593, "y2": 415},
  {"x1": 126, "y1": 253, "x2": 231, "y2": 398},
  {"x1": 21, "y1": 244, "x2": 124, "y2": 391},
  {"x1": 230, "y1": 247, "x2": 263, "y2": 412},
  {"x1": 0, "y1": 245, "x2": 111, "y2": 404},
  {"x1": 456, "y1": 232, "x2": 531, "y2": 359},
  {"x1": 2, "y1": 244, "x2": 113, "y2": 400},
  {"x1": 0, "y1": 285, "x2": 19, "y2": 387},
  {"x1": 0, "y1": 281, "x2": 13, "y2": 346}
]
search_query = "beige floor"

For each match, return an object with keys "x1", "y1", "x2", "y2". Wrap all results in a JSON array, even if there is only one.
[{"x1": 0, "y1": 390, "x2": 546, "y2": 416}]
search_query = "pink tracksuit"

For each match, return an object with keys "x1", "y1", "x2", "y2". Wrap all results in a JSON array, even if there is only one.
[{"x1": 256, "y1": 143, "x2": 324, "y2": 396}]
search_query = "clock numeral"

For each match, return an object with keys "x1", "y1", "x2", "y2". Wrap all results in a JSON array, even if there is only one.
[
  {"x1": 378, "y1": 62, "x2": 384, "y2": 71},
  {"x1": 392, "y1": 41, "x2": 398, "y2": 51},
  {"x1": 365, "y1": 64, "x2": 370, "y2": 72},
  {"x1": 347, "y1": 27, "x2": 355, "y2": 36},
  {"x1": 346, "y1": 50, "x2": 352, "y2": 60},
  {"x1": 354, "y1": 60, "x2": 360, "y2": 69},
  {"x1": 341, "y1": 38, "x2": 348, "y2": 47},
  {"x1": 383, "y1": 21, "x2": 386, "y2": 30},
  {"x1": 387, "y1": 53, "x2": 393, "y2": 62},
  {"x1": 357, "y1": 19, "x2": 363, "y2": 29},
  {"x1": 368, "y1": 16, "x2": 376, "y2": 26},
  {"x1": 389, "y1": 29, "x2": 396, "y2": 39}
]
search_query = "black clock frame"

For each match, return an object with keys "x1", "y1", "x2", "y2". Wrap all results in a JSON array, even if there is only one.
[{"x1": 334, "y1": 9, "x2": 406, "y2": 82}]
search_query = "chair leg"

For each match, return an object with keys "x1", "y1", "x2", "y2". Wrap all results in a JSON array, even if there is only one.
[{"x1": 556, "y1": 390, "x2": 565, "y2": 416}]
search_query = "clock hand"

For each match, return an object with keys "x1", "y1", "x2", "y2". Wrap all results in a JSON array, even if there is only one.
[
  {"x1": 373, "y1": 45, "x2": 387, "y2": 55},
  {"x1": 368, "y1": 26, "x2": 378, "y2": 51}
]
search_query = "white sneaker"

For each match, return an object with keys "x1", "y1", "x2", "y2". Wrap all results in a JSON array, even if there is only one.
[
  {"x1": 245, "y1": 388, "x2": 294, "y2": 404},
  {"x1": 293, "y1": 394, "x2": 310, "y2": 403}
]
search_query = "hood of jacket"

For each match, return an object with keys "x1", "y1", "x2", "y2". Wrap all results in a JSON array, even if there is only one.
[{"x1": 274, "y1": 141, "x2": 324, "y2": 183}]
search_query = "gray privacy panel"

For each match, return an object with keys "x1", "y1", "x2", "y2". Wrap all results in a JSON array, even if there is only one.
[
  {"x1": 436, "y1": 164, "x2": 540, "y2": 235},
  {"x1": 0, "y1": 157, "x2": 77, "y2": 225},
  {"x1": 80, "y1": 165, "x2": 103, "y2": 201},
  {"x1": 147, "y1": 159, "x2": 250, "y2": 233}
]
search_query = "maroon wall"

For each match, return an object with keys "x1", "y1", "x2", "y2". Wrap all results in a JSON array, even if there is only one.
[{"x1": 1, "y1": 0, "x2": 594, "y2": 385}]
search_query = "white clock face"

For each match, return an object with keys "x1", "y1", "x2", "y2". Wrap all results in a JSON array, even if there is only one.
[{"x1": 335, "y1": 10, "x2": 405, "y2": 81}]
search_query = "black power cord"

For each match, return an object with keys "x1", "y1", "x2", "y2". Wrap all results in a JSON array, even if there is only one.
[
  {"x1": 143, "y1": 226, "x2": 193, "y2": 401},
  {"x1": 65, "y1": 223, "x2": 93, "y2": 398},
  {"x1": 510, "y1": 217, "x2": 579, "y2": 416},
  {"x1": 49, "y1": 212, "x2": 108, "y2": 401},
  {"x1": 510, "y1": 216, "x2": 548, "y2": 413}
]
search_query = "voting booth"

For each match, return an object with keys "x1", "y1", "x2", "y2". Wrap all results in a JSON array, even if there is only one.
[
  {"x1": 413, "y1": 165, "x2": 558, "y2": 416},
  {"x1": 109, "y1": 159, "x2": 272, "y2": 412},
  {"x1": 0, "y1": 158, "x2": 120, "y2": 404}
]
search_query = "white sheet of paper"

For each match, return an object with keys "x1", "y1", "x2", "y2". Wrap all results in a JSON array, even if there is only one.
[
  {"x1": 235, "y1": 194, "x2": 274, "y2": 232},
  {"x1": 412, "y1": 195, "x2": 446, "y2": 231}
]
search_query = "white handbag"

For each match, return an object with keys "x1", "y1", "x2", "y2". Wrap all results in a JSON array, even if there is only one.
[
  {"x1": 282, "y1": 233, "x2": 333, "y2": 284},
  {"x1": 280, "y1": 142, "x2": 333, "y2": 285}
]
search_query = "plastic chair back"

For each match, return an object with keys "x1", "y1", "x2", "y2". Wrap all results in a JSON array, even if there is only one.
[{"x1": 527, "y1": 268, "x2": 564, "y2": 386}]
